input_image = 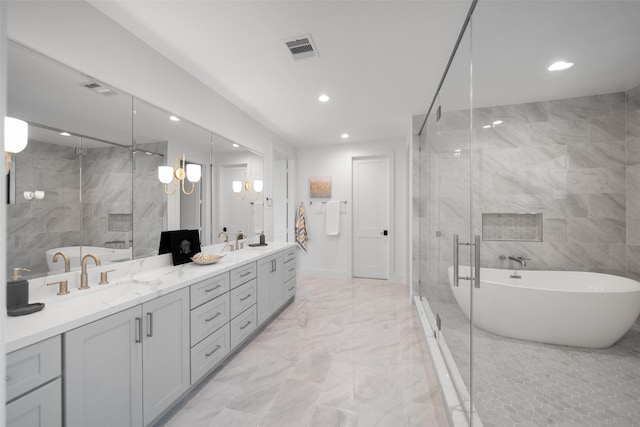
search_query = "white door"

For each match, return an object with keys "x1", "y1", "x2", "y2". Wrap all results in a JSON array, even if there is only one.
[
  {"x1": 353, "y1": 156, "x2": 389, "y2": 279},
  {"x1": 219, "y1": 164, "x2": 251, "y2": 236}
]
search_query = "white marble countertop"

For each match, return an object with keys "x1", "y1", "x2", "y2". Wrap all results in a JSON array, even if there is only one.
[{"x1": 5, "y1": 242, "x2": 296, "y2": 353}]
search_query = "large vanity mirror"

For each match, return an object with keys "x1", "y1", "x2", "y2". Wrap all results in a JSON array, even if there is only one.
[
  {"x1": 212, "y1": 134, "x2": 264, "y2": 243},
  {"x1": 6, "y1": 41, "x2": 258, "y2": 281},
  {"x1": 7, "y1": 42, "x2": 134, "y2": 279}
]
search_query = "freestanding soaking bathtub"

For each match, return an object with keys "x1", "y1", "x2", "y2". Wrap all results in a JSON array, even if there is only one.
[{"x1": 448, "y1": 266, "x2": 640, "y2": 348}]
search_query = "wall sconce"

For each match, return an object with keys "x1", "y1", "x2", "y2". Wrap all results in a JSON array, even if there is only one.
[
  {"x1": 158, "y1": 153, "x2": 201, "y2": 195},
  {"x1": 233, "y1": 178, "x2": 263, "y2": 201},
  {"x1": 24, "y1": 191, "x2": 45, "y2": 201},
  {"x1": 4, "y1": 117, "x2": 28, "y2": 175}
]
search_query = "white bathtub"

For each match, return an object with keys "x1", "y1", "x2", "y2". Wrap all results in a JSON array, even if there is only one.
[
  {"x1": 447, "y1": 266, "x2": 640, "y2": 348},
  {"x1": 46, "y1": 246, "x2": 132, "y2": 273}
]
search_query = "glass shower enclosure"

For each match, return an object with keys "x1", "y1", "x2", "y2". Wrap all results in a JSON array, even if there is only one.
[{"x1": 414, "y1": 1, "x2": 640, "y2": 425}]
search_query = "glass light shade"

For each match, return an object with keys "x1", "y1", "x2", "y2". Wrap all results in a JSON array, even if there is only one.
[
  {"x1": 186, "y1": 164, "x2": 201, "y2": 182},
  {"x1": 34, "y1": 191, "x2": 45, "y2": 200},
  {"x1": 158, "y1": 166, "x2": 174, "y2": 184},
  {"x1": 4, "y1": 117, "x2": 28, "y2": 153},
  {"x1": 253, "y1": 179, "x2": 263, "y2": 193},
  {"x1": 232, "y1": 181, "x2": 242, "y2": 193}
]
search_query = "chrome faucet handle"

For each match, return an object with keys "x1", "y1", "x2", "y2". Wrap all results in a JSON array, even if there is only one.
[
  {"x1": 48, "y1": 280, "x2": 70, "y2": 296},
  {"x1": 99, "y1": 269, "x2": 116, "y2": 285}
]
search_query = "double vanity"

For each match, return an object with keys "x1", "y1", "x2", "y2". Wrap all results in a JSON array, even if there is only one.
[{"x1": 5, "y1": 242, "x2": 298, "y2": 427}]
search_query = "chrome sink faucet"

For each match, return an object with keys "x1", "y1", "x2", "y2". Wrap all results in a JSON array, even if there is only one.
[{"x1": 80, "y1": 254, "x2": 101, "y2": 290}]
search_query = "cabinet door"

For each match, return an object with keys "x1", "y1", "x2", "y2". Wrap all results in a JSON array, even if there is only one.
[
  {"x1": 6, "y1": 378, "x2": 62, "y2": 427},
  {"x1": 142, "y1": 288, "x2": 190, "y2": 425},
  {"x1": 65, "y1": 306, "x2": 143, "y2": 427},
  {"x1": 269, "y1": 253, "x2": 285, "y2": 314},
  {"x1": 257, "y1": 255, "x2": 274, "y2": 325}
]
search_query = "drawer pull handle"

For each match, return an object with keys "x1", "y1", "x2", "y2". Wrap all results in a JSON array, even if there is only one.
[
  {"x1": 6, "y1": 376, "x2": 11, "y2": 382},
  {"x1": 135, "y1": 317, "x2": 142, "y2": 343},
  {"x1": 205, "y1": 345, "x2": 222, "y2": 357},
  {"x1": 205, "y1": 312, "x2": 222, "y2": 322},
  {"x1": 147, "y1": 312, "x2": 154, "y2": 337},
  {"x1": 239, "y1": 320, "x2": 252, "y2": 330},
  {"x1": 239, "y1": 271, "x2": 252, "y2": 278},
  {"x1": 240, "y1": 294, "x2": 252, "y2": 301},
  {"x1": 288, "y1": 286, "x2": 295, "y2": 291},
  {"x1": 288, "y1": 268, "x2": 295, "y2": 272},
  {"x1": 205, "y1": 285, "x2": 222, "y2": 293}
]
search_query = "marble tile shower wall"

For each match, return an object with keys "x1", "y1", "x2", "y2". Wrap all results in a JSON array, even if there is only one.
[
  {"x1": 132, "y1": 142, "x2": 167, "y2": 259},
  {"x1": 7, "y1": 140, "x2": 81, "y2": 276},
  {"x1": 413, "y1": 85, "x2": 640, "y2": 285},
  {"x1": 81, "y1": 145, "x2": 132, "y2": 250}
]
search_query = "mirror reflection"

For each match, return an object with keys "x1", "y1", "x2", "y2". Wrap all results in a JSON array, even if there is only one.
[
  {"x1": 213, "y1": 134, "x2": 264, "y2": 243},
  {"x1": 5, "y1": 40, "x2": 262, "y2": 281}
]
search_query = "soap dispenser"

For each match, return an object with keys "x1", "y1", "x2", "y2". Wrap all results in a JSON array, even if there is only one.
[
  {"x1": 7, "y1": 267, "x2": 30, "y2": 310},
  {"x1": 259, "y1": 232, "x2": 266, "y2": 245}
]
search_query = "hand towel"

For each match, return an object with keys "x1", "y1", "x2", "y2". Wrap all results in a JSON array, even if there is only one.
[
  {"x1": 325, "y1": 201, "x2": 341, "y2": 236},
  {"x1": 295, "y1": 202, "x2": 308, "y2": 252}
]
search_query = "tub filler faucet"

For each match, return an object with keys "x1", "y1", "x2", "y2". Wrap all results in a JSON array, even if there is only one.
[{"x1": 508, "y1": 255, "x2": 529, "y2": 267}]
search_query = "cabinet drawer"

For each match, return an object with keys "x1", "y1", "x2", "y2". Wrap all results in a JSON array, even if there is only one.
[
  {"x1": 190, "y1": 273, "x2": 230, "y2": 309},
  {"x1": 6, "y1": 336, "x2": 61, "y2": 402},
  {"x1": 285, "y1": 277, "x2": 296, "y2": 301},
  {"x1": 230, "y1": 262, "x2": 256, "y2": 289},
  {"x1": 230, "y1": 279, "x2": 257, "y2": 319},
  {"x1": 190, "y1": 293, "x2": 230, "y2": 347},
  {"x1": 190, "y1": 324, "x2": 230, "y2": 385},
  {"x1": 230, "y1": 305, "x2": 257, "y2": 349},
  {"x1": 6, "y1": 378, "x2": 62, "y2": 427},
  {"x1": 284, "y1": 247, "x2": 296, "y2": 263},
  {"x1": 284, "y1": 259, "x2": 296, "y2": 282}
]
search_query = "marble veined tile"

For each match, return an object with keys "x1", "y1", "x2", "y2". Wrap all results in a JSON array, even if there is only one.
[
  {"x1": 206, "y1": 408, "x2": 262, "y2": 427},
  {"x1": 309, "y1": 406, "x2": 358, "y2": 427},
  {"x1": 628, "y1": 84, "x2": 640, "y2": 112},
  {"x1": 549, "y1": 93, "x2": 620, "y2": 121},
  {"x1": 493, "y1": 101, "x2": 548, "y2": 125},
  {"x1": 529, "y1": 119, "x2": 587, "y2": 146},
  {"x1": 589, "y1": 114, "x2": 626, "y2": 143}
]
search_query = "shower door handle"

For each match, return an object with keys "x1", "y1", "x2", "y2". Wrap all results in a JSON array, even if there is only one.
[
  {"x1": 453, "y1": 234, "x2": 459, "y2": 287},
  {"x1": 453, "y1": 234, "x2": 473, "y2": 287},
  {"x1": 474, "y1": 235, "x2": 481, "y2": 289}
]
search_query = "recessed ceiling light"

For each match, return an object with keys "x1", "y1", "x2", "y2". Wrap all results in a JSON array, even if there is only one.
[
  {"x1": 548, "y1": 61, "x2": 574, "y2": 71},
  {"x1": 318, "y1": 94, "x2": 330, "y2": 103},
  {"x1": 169, "y1": 115, "x2": 180, "y2": 122},
  {"x1": 492, "y1": 120, "x2": 503, "y2": 126},
  {"x1": 482, "y1": 125, "x2": 492, "y2": 129},
  {"x1": 341, "y1": 133, "x2": 350, "y2": 139},
  {"x1": 60, "y1": 132, "x2": 71, "y2": 136},
  {"x1": 232, "y1": 143, "x2": 239, "y2": 148}
]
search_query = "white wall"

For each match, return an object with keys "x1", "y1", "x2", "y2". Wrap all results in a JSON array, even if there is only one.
[
  {"x1": 296, "y1": 141, "x2": 408, "y2": 282},
  {"x1": 1, "y1": 0, "x2": 8, "y2": 414},
  {"x1": 6, "y1": 0, "x2": 296, "y2": 240}
]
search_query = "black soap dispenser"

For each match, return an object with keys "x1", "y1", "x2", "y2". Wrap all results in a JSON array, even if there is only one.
[
  {"x1": 259, "y1": 232, "x2": 266, "y2": 245},
  {"x1": 7, "y1": 268, "x2": 30, "y2": 310}
]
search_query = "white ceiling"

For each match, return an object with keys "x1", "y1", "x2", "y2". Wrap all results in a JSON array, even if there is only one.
[
  {"x1": 89, "y1": 1, "x2": 640, "y2": 147},
  {"x1": 90, "y1": 0, "x2": 472, "y2": 146}
]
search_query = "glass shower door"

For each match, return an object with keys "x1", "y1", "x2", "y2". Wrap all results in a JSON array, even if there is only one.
[{"x1": 424, "y1": 27, "x2": 477, "y2": 424}]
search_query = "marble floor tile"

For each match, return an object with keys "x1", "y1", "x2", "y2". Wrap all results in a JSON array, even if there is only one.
[{"x1": 160, "y1": 276, "x2": 448, "y2": 427}]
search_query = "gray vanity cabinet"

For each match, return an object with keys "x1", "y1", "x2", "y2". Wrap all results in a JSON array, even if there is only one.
[
  {"x1": 64, "y1": 288, "x2": 189, "y2": 427},
  {"x1": 65, "y1": 306, "x2": 143, "y2": 427},
  {"x1": 257, "y1": 251, "x2": 285, "y2": 325},
  {"x1": 142, "y1": 288, "x2": 190, "y2": 424},
  {"x1": 6, "y1": 336, "x2": 62, "y2": 427}
]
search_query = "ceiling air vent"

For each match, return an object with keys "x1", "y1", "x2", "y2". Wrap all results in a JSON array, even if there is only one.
[
  {"x1": 81, "y1": 81, "x2": 118, "y2": 96},
  {"x1": 283, "y1": 34, "x2": 318, "y2": 61}
]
